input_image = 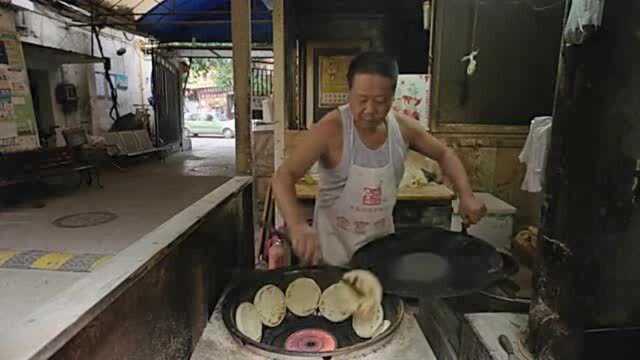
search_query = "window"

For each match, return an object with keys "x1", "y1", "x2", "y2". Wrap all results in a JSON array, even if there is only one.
[{"x1": 430, "y1": 0, "x2": 564, "y2": 130}]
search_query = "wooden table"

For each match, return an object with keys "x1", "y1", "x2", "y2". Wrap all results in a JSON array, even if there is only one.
[
  {"x1": 295, "y1": 183, "x2": 455, "y2": 202},
  {"x1": 295, "y1": 183, "x2": 456, "y2": 229}
]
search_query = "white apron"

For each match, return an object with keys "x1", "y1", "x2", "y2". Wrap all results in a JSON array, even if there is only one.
[{"x1": 315, "y1": 122, "x2": 398, "y2": 266}]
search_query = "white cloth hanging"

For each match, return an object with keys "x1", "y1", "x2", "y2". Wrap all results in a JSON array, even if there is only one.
[
  {"x1": 564, "y1": 0, "x2": 605, "y2": 45},
  {"x1": 519, "y1": 116, "x2": 552, "y2": 193}
]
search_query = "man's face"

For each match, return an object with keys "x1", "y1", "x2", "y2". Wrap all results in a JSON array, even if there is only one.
[{"x1": 348, "y1": 73, "x2": 395, "y2": 129}]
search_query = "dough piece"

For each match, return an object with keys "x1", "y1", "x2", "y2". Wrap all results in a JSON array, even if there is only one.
[
  {"x1": 352, "y1": 302, "x2": 384, "y2": 338},
  {"x1": 371, "y1": 319, "x2": 391, "y2": 338},
  {"x1": 235, "y1": 302, "x2": 262, "y2": 342},
  {"x1": 285, "y1": 277, "x2": 322, "y2": 317},
  {"x1": 342, "y1": 270, "x2": 383, "y2": 315},
  {"x1": 254, "y1": 284, "x2": 286, "y2": 327},
  {"x1": 318, "y1": 282, "x2": 360, "y2": 322}
]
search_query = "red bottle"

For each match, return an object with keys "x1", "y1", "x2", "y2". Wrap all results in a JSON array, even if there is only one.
[{"x1": 268, "y1": 235, "x2": 291, "y2": 269}]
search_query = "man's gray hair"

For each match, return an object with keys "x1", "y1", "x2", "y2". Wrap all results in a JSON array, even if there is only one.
[{"x1": 347, "y1": 51, "x2": 399, "y2": 89}]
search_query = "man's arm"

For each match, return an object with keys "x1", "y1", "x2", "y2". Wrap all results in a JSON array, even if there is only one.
[
  {"x1": 272, "y1": 111, "x2": 340, "y2": 263},
  {"x1": 397, "y1": 114, "x2": 486, "y2": 223}
]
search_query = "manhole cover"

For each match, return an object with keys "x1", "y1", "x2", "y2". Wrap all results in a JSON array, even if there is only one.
[{"x1": 53, "y1": 211, "x2": 118, "y2": 228}]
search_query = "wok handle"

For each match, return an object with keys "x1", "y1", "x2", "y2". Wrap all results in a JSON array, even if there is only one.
[
  {"x1": 499, "y1": 334, "x2": 513, "y2": 352},
  {"x1": 499, "y1": 334, "x2": 516, "y2": 356}
]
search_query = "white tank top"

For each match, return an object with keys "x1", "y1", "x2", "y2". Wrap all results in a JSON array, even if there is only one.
[
  {"x1": 313, "y1": 105, "x2": 408, "y2": 265},
  {"x1": 316, "y1": 105, "x2": 408, "y2": 208}
]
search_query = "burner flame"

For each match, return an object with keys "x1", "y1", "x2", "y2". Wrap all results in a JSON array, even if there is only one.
[{"x1": 284, "y1": 328, "x2": 338, "y2": 353}]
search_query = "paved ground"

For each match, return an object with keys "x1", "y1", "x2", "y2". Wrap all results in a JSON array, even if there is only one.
[
  {"x1": 183, "y1": 137, "x2": 236, "y2": 177},
  {"x1": 0, "y1": 137, "x2": 235, "y2": 328}
]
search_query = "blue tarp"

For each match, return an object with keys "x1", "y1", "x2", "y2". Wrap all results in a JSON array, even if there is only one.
[{"x1": 138, "y1": 0, "x2": 273, "y2": 43}]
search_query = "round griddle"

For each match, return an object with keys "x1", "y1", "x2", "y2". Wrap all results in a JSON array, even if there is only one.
[
  {"x1": 222, "y1": 266, "x2": 404, "y2": 358},
  {"x1": 350, "y1": 226, "x2": 518, "y2": 300}
]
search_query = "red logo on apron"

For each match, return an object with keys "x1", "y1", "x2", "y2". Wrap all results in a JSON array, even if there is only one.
[{"x1": 362, "y1": 186, "x2": 382, "y2": 206}]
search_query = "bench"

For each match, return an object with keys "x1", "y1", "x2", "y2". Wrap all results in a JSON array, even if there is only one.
[
  {"x1": 37, "y1": 147, "x2": 102, "y2": 188},
  {"x1": 104, "y1": 130, "x2": 169, "y2": 163}
]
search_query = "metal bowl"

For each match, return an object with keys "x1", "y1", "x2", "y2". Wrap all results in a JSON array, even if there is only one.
[{"x1": 221, "y1": 266, "x2": 404, "y2": 358}]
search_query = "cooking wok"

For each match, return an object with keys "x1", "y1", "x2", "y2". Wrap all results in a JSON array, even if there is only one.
[{"x1": 350, "y1": 226, "x2": 519, "y2": 300}]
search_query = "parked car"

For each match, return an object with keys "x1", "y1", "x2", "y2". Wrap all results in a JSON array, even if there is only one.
[{"x1": 184, "y1": 112, "x2": 235, "y2": 138}]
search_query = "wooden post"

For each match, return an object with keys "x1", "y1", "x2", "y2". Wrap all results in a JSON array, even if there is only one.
[
  {"x1": 232, "y1": 0, "x2": 252, "y2": 176},
  {"x1": 273, "y1": 0, "x2": 286, "y2": 173},
  {"x1": 273, "y1": 0, "x2": 286, "y2": 226},
  {"x1": 529, "y1": 2, "x2": 640, "y2": 359}
]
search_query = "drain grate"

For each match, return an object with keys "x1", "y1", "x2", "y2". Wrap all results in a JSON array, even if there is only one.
[{"x1": 53, "y1": 211, "x2": 118, "y2": 228}]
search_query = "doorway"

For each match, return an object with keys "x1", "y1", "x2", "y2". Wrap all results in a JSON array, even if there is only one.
[{"x1": 27, "y1": 69, "x2": 55, "y2": 146}]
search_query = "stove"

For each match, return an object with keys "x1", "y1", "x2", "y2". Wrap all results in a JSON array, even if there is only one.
[{"x1": 191, "y1": 289, "x2": 437, "y2": 360}]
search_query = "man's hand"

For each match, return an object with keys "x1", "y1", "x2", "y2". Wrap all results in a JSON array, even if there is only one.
[
  {"x1": 289, "y1": 223, "x2": 320, "y2": 265},
  {"x1": 458, "y1": 194, "x2": 487, "y2": 225}
]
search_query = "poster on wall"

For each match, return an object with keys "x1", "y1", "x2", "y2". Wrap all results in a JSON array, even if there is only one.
[
  {"x1": 392, "y1": 74, "x2": 431, "y2": 130},
  {"x1": 0, "y1": 88, "x2": 14, "y2": 118},
  {"x1": 0, "y1": 31, "x2": 39, "y2": 151},
  {"x1": 0, "y1": 66, "x2": 17, "y2": 139},
  {"x1": 94, "y1": 72, "x2": 106, "y2": 97},
  {"x1": 318, "y1": 55, "x2": 353, "y2": 108},
  {"x1": 115, "y1": 74, "x2": 128, "y2": 90}
]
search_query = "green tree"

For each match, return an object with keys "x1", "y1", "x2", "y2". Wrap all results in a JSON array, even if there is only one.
[
  {"x1": 189, "y1": 58, "x2": 233, "y2": 90},
  {"x1": 189, "y1": 58, "x2": 272, "y2": 95}
]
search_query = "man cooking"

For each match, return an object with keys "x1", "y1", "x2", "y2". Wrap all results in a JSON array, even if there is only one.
[{"x1": 273, "y1": 52, "x2": 487, "y2": 266}]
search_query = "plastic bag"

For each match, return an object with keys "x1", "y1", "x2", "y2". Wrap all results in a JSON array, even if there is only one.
[{"x1": 564, "y1": 0, "x2": 605, "y2": 45}]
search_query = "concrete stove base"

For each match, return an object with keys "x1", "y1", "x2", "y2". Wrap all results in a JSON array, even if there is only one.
[{"x1": 192, "y1": 292, "x2": 437, "y2": 360}]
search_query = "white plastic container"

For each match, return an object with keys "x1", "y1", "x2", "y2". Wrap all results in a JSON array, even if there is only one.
[{"x1": 451, "y1": 192, "x2": 516, "y2": 250}]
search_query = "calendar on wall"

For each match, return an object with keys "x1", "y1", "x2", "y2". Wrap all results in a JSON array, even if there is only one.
[
  {"x1": 306, "y1": 41, "x2": 370, "y2": 126},
  {"x1": 318, "y1": 55, "x2": 353, "y2": 108}
]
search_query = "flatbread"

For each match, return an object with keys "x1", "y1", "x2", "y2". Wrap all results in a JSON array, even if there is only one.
[
  {"x1": 371, "y1": 319, "x2": 391, "y2": 338},
  {"x1": 352, "y1": 302, "x2": 384, "y2": 338},
  {"x1": 254, "y1": 284, "x2": 286, "y2": 327},
  {"x1": 342, "y1": 270, "x2": 383, "y2": 314},
  {"x1": 285, "y1": 277, "x2": 321, "y2": 317},
  {"x1": 318, "y1": 282, "x2": 360, "y2": 322},
  {"x1": 235, "y1": 302, "x2": 262, "y2": 342}
]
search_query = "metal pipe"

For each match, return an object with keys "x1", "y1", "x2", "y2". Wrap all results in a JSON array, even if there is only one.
[
  {"x1": 69, "y1": 19, "x2": 272, "y2": 27},
  {"x1": 144, "y1": 42, "x2": 272, "y2": 50},
  {"x1": 92, "y1": 11, "x2": 273, "y2": 17}
]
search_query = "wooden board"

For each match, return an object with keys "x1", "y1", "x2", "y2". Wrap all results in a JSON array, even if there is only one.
[
  {"x1": 295, "y1": 182, "x2": 454, "y2": 202},
  {"x1": 252, "y1": 129, "x2": 275, "y2": 177}
]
